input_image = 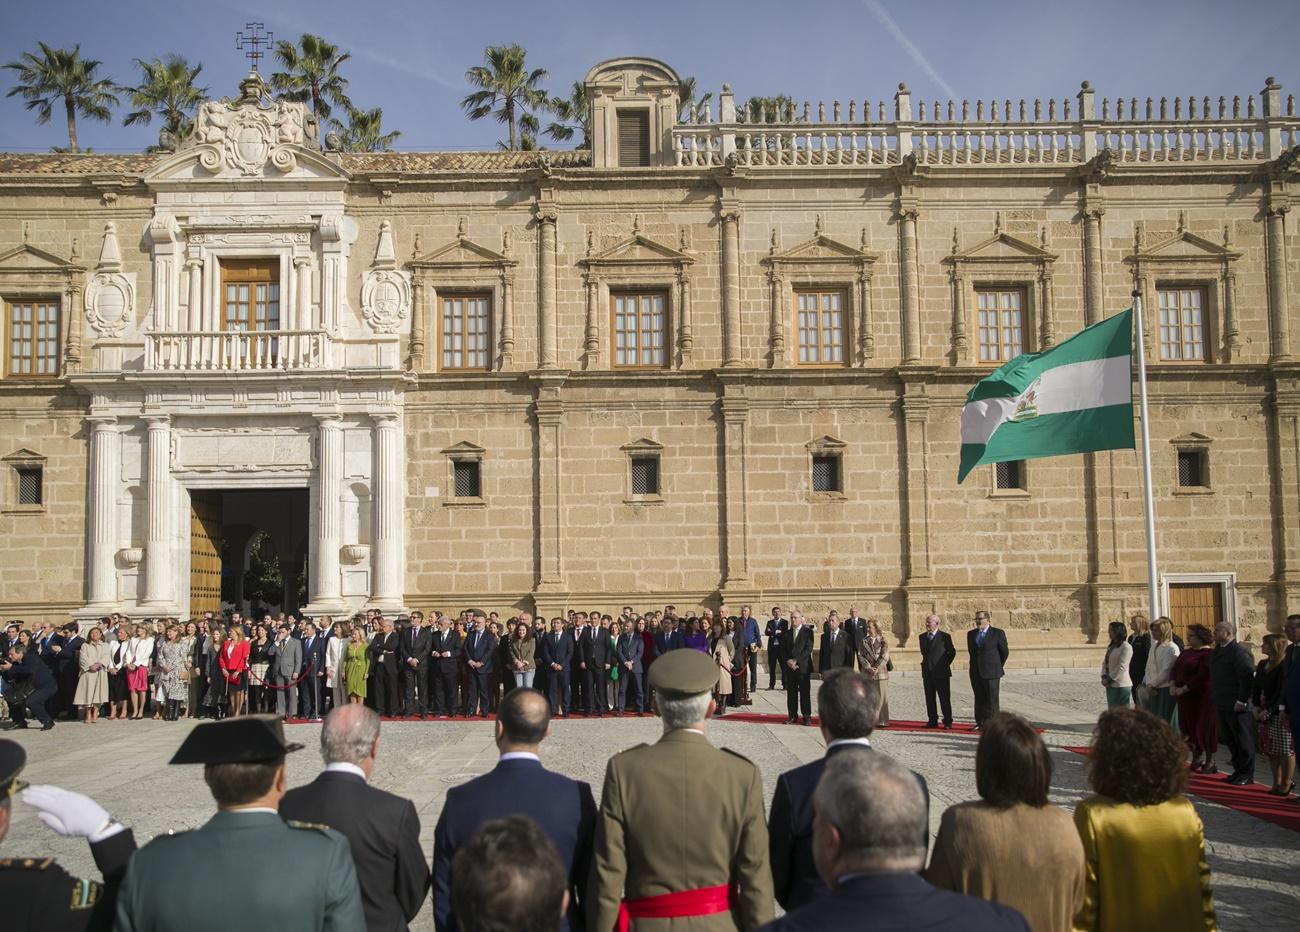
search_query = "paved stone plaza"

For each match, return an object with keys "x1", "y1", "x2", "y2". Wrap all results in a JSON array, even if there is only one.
[{"x1": 3, "y1": 671, "x2": 1297, "y2": 930}]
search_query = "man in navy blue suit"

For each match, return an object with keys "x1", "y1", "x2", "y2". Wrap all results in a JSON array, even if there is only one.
[
  {"x1": 298, "y1": 618, "x2": 328, "y2": 720},
  {"x1": 539, "y1": 617, "x2": 574, "y2": 716},
  {"x1": 759, "y1": 749, "x2": 1028, "y2": 932},
  {"x1": 769, "y1": 669, "x2": 930, "y2": 912},
  {"x1": 462, "y1": 611, "x2": 496, "y2": 717},
  {"x1": 432, "y1": 688, "x2": 596, "y2": 932}
]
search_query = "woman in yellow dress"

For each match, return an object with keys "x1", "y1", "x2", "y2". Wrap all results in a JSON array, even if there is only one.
[
  {"x1": 343, "y1": 624, "x2": 370, "y2": 703},
  {"x1": 1072, "y1": 708, "x2": 1217, "y2": 931}
]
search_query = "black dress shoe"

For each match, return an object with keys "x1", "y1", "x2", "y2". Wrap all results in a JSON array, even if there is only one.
[
  {"x1": 10, "y1": 721, "x2": 28, "y2": 729},
  {"x1": 41, "y1": 721, "x2": 55, "y2": 731},
  {"x1": 924, "y1": 722, "x2": 939, "y2": 728},
  {"x1": 1227, "y1": 774, "x2": 1252, "y2": 786},
  {"x1": 786, "y1": 717, "x2": 797, "y2": 725},
  {"x1": 801, "y1": 717, "x2": 812, "y2": 726},
  {"x1": 943, "y1": 722, "x2": 954, "y2": 729}
]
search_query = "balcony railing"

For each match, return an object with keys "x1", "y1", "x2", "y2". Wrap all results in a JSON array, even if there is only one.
[
  {"x1": 671, "y1": 83, "x2": 1300, "y2": 169},
  {"x1": 146, "y1": 329, "x2": 334, "y2": 372}
]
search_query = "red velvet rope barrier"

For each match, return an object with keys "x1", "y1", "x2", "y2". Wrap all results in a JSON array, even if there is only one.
[{"x1": 245, "y1": 658, "x2": 316, "y2": 691}]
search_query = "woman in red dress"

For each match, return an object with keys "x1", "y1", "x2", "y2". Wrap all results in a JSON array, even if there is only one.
[
  {"x1": 1169, "y1": 623, "x2": 1217, "y2": 772},
  {"x1": 220, "y1": 625, "x2": 251, "y2": 717}
]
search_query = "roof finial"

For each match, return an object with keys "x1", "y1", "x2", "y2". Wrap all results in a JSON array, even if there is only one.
[
  {"x1": 632, "y1": 214, "x2": 642, "y2": 235},
  {"x1": 22, "y1": 221, "x2": 29, "y2": 244},
  {"x1": 586, "y1": 229, "x2": 595, "y2": 256},
  {"x1": 994, "y1": 211, "x2": 1003, "y2": 235},
  {"x1": 770, "y1": 228, "x2": 779, "y2": 254},
  {"x1": 502, "y1": 228, "x2": 512, "y2": 257},
  {"x1": 814, "y1": 214, "x2": 823, "y2": 236},
  {"x1": 1177, "y1": 210, "x2": 1186, "y2": 235},
  {"x1": 411, "y1": 232, "x2": 422, "y2": 258},
  {"x1": 457, "y1": 216, "x2": 468, "y2": 240},
  {"x1": 951, "y1": 226, "x2": 960, "y2": 254}
]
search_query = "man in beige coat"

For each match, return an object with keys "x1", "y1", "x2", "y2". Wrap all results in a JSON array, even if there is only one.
[{"x1": 589, "y1": 649, "x2": 773, "y2": 931}]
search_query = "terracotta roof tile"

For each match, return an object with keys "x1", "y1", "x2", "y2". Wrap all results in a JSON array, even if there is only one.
[
  {"x1": 0, "y1": 153, "x2": 160, "y2": 174},
  {"x1": 339, "y1": 149, "x2": 591, "y2": 172}
]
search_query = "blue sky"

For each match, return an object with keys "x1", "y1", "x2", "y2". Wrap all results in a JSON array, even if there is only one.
[{"x1": 2, "y1": 0, "x2": 1297, "y2": 152}]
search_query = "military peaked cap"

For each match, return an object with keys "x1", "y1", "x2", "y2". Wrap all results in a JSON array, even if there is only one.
[{"x1": 647, "y1": 648, "x2": 718, "y2": 696}]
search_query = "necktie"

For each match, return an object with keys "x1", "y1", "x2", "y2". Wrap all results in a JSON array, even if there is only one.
[{"x1": 978, "y1": 628, "x2": 986, "y2": 645}]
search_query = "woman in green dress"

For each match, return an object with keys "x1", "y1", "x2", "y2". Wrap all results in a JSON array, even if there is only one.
[{"x1": 343, "y1": 624, "x2": 370, "y2": 703}]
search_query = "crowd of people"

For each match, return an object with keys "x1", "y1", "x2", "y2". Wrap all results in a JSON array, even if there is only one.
[{"x1": 0, "y1": 602, "x2": 1008, "y2": 734}]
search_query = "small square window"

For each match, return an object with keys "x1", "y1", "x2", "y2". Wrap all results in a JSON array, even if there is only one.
[
  {"x1": 811, "y1": 454, "x2": 841, "y2": 493},
  {"x1": 630, "y1": 456, "x2": 660, "y2": 496},
  {"x1": 1177, "y1": 450, "x2": 1208, "y2": 488},
  {"x1": 994, "y1": 460, "x2": 1025, "y2": 491},
  {"x1": 16, "y1": 466, "x2": 42, "y2": 505},
  {"x1": 452, "y1": 460, "x2": 481, "y2": 498}
]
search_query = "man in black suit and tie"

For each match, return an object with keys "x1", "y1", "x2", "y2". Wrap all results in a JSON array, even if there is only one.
[
  {"x1": 766, "y1": 607, "x2": 789, "y2": 689},
  {"x1": 280, "y1": 705, "x2": 431, "y2": 931},
  {"x1": 614, "y1": 621, "x2": 644, "y2": 713},
  {"x1": 369, "y1": 616, "x2": 401, "y2": 717},
  {"x1": 589, "y1": 615, "x2": 615, "y2": 717},
  {"x1": 463, "y1": 611, "x2": 496, "y2": 717},
  {"x1": 429, "y1": 615, "x2": 461, "y2": 718},
  {"x1": 539, "y1": 617, "x2": 574, "y2": 716},
  {"x1": 758, "y1": 748, "x2": 1028, "y2": 932},
  {"x1": 571, "y1": 614, "x2": 595, "y2": 715},
  {"x1": 298, "y1": 619, "x2": 328, "y2": 720},
  {"x1": 768, "y1": 669, "x2": 930, "y2": 912},
  {"x1": 432, "y1": 688, "x2": 596, "y2": 932},
  {"x1": 967, "y1": 610, "x2": 1009, "y2": 728},
  {"x1": 400, "y1": 612, "x2": 434, "y2": 719},
  {"x1": 818, "y1": 615, "x2": 852, "y2": 674},
  {"x1": 784, "y1": 612, "x2": 815, "y2": 725},
  {"x1": 842, "y1": 607, "x2": 867, "y2": 670},
  {"x1": 920, "y1": 613, "x2": 958, "y2": 729}
]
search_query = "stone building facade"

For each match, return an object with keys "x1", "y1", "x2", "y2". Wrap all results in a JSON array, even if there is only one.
[{"x1": 1, "y1": 58, "x2": 1298, "y2": 666}]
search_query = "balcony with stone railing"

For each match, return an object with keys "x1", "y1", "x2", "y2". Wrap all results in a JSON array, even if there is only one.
[
  {"x1": 145, "y1": 329, "x2": 335, "y2": 372},
  {"x1": 670, "y1": 78, "x2": 1300, "y2": 169}
]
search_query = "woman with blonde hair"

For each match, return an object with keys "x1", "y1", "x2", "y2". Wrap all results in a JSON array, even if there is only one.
[
  {"x1": 221, "y1": 624, "x2": 251, "y2": 717},
  {"x1": 1253, "y1": 633, "x2": 1295, "y2": 796},
  {"x1": 709, "y1": 619, "x2": 733, "y2": 714},
  {"x1": 124, "y1": 624, "x2": 154, "y2": 720},
  {"x1": 344, "y1": 623, "x2": 370, "y2": 703},
  {"x1": 859, "y1": 618, "x2": 891, "y2": 726},
  {"x1": 325, "y1": 620, "x2": 348, "y2": 712},
  {"x1": 1139, "y1": 617, "x2": 1180, "y2": 727},
  {"x1": 202, "y1": 623, "x2": 228, "y2": 719},
  {"x1": 155, "y1": 625, "x2": 189, "y2": 721},
  {"x1": 74, "y1": 626, "x2": 111, "y2": 723},
  {"x1": 106, "y1": 626, "x2": 130, "y2": 721}
]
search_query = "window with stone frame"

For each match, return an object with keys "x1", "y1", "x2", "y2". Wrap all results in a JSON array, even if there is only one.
[
  {"x1": 220, "y1": 260, "x2": 280, "y2": 331},
  {"x1": 1177, "y1": 449, "x2": 1209, "y2": 489},
  {"x1": 617, "y1": 109, "x2": 651, "y2": 167},
  {"x1": 1157, "y1": 285, "x2": 1209, "y2": 362},
  {"x1": 794, "y1": 289, "x2": 848, "y2": 366},
  {"x1": 611, "y1": 291, "x2": 669, "y2": 368},
  {"x1": 976, "y1": 288, "x2": 1026, "y2": 363},
  {"x1": 5, "y1": 297, "x2": 61, "y2": 377},
  {"x1": 440, "y1": 293, "x2": 493, "y2": 371},
  {"x1": 4, "y1": 449, "x2": 47, "y2": 513},
  {"x1": 994, "y1": 459, "x2": 1026, "y2": 491},
  {"x1": 443, "y1": 442, "x2": 487, "y2": 505},
  {"x1": 806, "y1": 436, "x2": 847, "y2": 500},
  {"x1": 630, "y1": 456, "x2": 660, "y2": 496},
  {"x1": 452, "y1": 460, "x2": 482, "y2": 498},
  {"x1": 811, "y1": 454, "x2": 842, "y2": 492},
  {"x1": 621, "y1": 439, "x2": 664, "y2": 503}
]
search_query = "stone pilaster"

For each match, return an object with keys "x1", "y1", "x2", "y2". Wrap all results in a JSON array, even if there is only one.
[
  {"x1": 64, "y1": 280, "x2": 82, "y2": 373},
  {"x1": 532, "y1": 372, "x2": 568, "y2": 598},
  {"x1": 369, "y1": 412, "x2": 404, "y2": 609},
  {"x1": 85, "y1": 415, "x2": 119, "y2": 608},
  {"x1": 721, "y1": 207, "x2": 742, "y2": 366},
  {"x1": 767, "y1": 269, "x2": 785, "y2": 368},
  {"x1": 537, "y1": 206, "x2": 558, "y2": 369},
  {"x1": 500, "y1": 269, "x2": 515, "y2": 369},
  {"x1": 141, "y1": 414, "x2": 172, "y2": 607},
  {"x1": 1082, "y1": 204, "x2": 1104, "y2": 326},
  {"x1": 1265, "y1": 198, "x2": 1291, "y2": 361},
  {"x1": 719, "y1": 385, "x2": 751, "y2": 591},
  {"x1": 408, "y1": 276, "x2": 426, "y2": 372},
  {"x1": 1269, "y1": 373, "x2": 1300, "y2": 611},
  {"x1": 308, "y1": 414, "x2": 344, "y2": 611},
  {"x1": 294, "y1": 256, "x2": 313, "y2": 331},
  {"x1": 897, "y1": 202, "x2": 921, "y2": 363},
  {"x1": 185, "y1": 256, "x2": 203, "y2": 330},
  {"x1": 583, "y1": 273, "x2": 599, "y2": 368},
  {"x1": 899, "y1": 379, "x2": 932, "y2": 640},
  {"x1": 676, "y1": 269, "x2": 693, "y2": 365}
]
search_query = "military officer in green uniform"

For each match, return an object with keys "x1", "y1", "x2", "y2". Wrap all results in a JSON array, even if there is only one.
[
  {"x1": 116, "y1": 715, "x2": 364, "y2": 932},
  {"x1": 589, "y1": 649, "x2": 774, "y2": 931},
  {"x1": 0, "y1": 739, "x2": 138, "y2": 931}
]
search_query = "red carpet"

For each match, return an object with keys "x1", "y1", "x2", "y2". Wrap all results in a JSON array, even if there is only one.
[
  {"x1": 1065, "y1": 747, "x2": 1300, "y2": 834},
  {"x1": 716, "y1": 711, "x2": 981, "y2": 734}
]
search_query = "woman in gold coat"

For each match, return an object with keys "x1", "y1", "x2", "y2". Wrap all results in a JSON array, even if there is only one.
[{"x1": 1071, "y1": 708, "x2": 1217, "y2": 931}]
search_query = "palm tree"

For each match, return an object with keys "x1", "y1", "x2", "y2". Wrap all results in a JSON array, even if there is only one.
[
  {"x1": 677, "y1": 76, "x2": 712, "y2": 122},
  {"x1": 270, "y1": 34, "x2": 352, "y2": 124},
  {"x1": 122, "y1": 55, "x2": 207, "y2": 150},
  {"x1": 544, "y1": 80, "x2": 588, "y2": 147},
  {"x1": 462, "y1": 44, "x2": 549, "y2": 151},
  {"x1": 740, "y1": 95, "x2": 798, "y2": 123},
  {"x1": 3, "y1": 43, "x2": 118, "y2": 153},
  {"x1": 327, "y1": 105, "x2": 400, "y2": 152}
]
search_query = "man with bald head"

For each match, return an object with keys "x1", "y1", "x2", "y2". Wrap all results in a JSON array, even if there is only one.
[
  {"x1": 280, "y1": 704, "x2": 431, "y2": 931},
  {"x1": 433, "y1": 688, "x2": 596, "y2": 932},
  {"x1": 919, "y1": 614, "x2": 957, "y2": 729}
]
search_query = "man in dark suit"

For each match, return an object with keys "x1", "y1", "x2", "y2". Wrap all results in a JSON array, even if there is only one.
[
  {"x1": 766, "y1": 607, "x2": 789, "y2": 689},
  {"x1": 843, "y1": 607, "x2": 868, "y2": 669},
  {"x1": 432, "y1": 688, "x2": 596, "y2": 932},
  {"x1": 570, "y1": 614, "x2": 595, "y2": 714},
  {"x1": 920, "y1": 613, "x2": 958, "y2": 729},
  {"x1": 967, "y1": 610, "x2": 1009, "y2": 728},
  {"x1": 400, "y1": 612, "x2": 434, "y2": 719},
  {"x1": 769, "y1": 669, "x2": 930, "y2": 912},
  {"x1": 54, "y1": 623, "x2": 83, "y2": 720},
  {"x1": 818, "y1": 615, "x2": 852, "y2": 674},
  {"x1": 652, "y1": 616, "x2": 681, "y2": 658},
  {"x1": 298, "y1": 619, "x2": 328, "y2": 720},
  {"x1": 429, "y1": 615, "x2": 461, "y2": 718},
  {"x1": 280, "y1": 705, "x2": 431, "y2": 932},
  {"x1": 1210, "y1": 621, "x2": 1257, "y2": 784},
  {"x1": 539, "y1": 617, "x2": 574, "y2": 716},
  {"x1": 463, "y1": 611, "x2": 496, "y2": 718},
  {"x1": 614, "y1": 621, "x2": 644, "y2": 714},
  {"x1": 589, "y1": 616, "x2": 615, "y2": 717},
  {"x1": 2, "y1": 642, "x2": 58, "y2": 729},
  {"x1": 1283, "y1": 614, "x2": 1300, "y2": 762},
  {"x1": 369, "y1": 617, "x2": 401, "y2": 717},
  {"x1": 758, "y1": 748, "x2": 1028, "y2": 932},
  {"x1": 784, "y1": 612, "x2": 815, "y2": 725}
]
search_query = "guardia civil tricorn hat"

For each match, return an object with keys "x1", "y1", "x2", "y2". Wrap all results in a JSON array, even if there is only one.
[
  {"x1": 0, "y1": 739, "x2": 28, "y2": 797},
  {"x1": 169, "y1": 714, "x2": 304, "y2": 765}
]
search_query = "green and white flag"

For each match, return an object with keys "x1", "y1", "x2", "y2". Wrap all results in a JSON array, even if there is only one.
[{"x1": 957, "y1": 309, "x2": 1134, "y2": 483}]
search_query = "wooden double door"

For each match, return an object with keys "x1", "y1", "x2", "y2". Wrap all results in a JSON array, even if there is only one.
[
  {"x1": 189, "y1": 491, "x2": 223, "y2": 617},
  {"x1": 1167, "y1": 583, "x2": 1225, "y2": 643}
]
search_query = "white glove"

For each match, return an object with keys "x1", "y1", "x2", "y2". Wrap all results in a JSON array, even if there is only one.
[{"x1": 21, "y1": 784, "x2": 115, "y2": 840}]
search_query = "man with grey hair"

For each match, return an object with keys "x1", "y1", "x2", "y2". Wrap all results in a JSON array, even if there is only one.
[
  {"x1": 590, "y1": 649, "x2": 773, "y2": 930},
  {"x1": 758, "y1": 749, "x2": 1027, "y2": 931},
  {"x1": 280, "y1": 704, "x2": 430, "y2": 931}
]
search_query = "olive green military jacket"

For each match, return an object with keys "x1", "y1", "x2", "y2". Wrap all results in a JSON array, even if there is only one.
[
  {"x1": 589, "y1": 728, "x2": 774, "y2": 931},
  {"x1": 115, "y1": 810, "x2": 364, "y2": 932}
]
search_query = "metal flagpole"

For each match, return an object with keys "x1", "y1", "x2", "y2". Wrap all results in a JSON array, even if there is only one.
[{"x1": 1132, "y1": 289, "x2": 1162, "y2": 619}]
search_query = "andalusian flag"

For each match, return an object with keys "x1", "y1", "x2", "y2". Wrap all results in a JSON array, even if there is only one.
[{"x1": 957, "y1": 310, "x2": 1135, "y2": 483}]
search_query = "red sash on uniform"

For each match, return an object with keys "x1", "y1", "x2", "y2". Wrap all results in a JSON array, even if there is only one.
[{"x1": 617, "y1": 883, "x2": 734, "y2": 931}]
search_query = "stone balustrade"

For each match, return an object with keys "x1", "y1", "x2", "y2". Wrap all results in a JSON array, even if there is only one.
[
  {"x1": 671, "y1": 79, "x2": 1300, "y2": 168},
  {"x1": 145, "y1": 329, "x2": 334, "y2": 372}
]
